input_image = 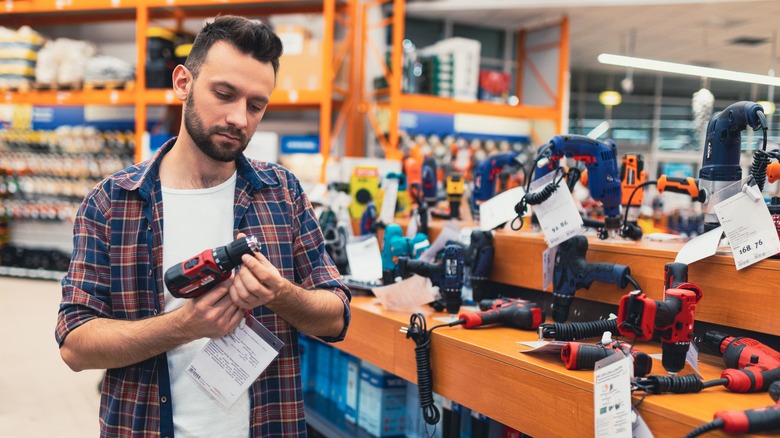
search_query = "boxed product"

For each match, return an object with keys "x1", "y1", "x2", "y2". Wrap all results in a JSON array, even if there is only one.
[
  {"x1": 276, "y1": 24, "x2": 322, "y2": 91},
  {"x1": 345, "y1": 353, "x2": 361, "y2": 423},
  {"x1": 418, "y1": 37, "x2": 481, "y2": 102},
  {"x1": 357, "y1": 360, "x2": 407, "y2": 437}
]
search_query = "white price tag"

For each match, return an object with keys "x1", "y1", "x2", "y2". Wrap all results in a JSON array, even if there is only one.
[
  {"x1": 529, "y1": 172, "x2": 584, "y2": 247},
  {"x1": 406, "y1": 209, "x2": 419, "y2": 237},
  {"x1": 186, "y1": 315, "x2": 283, "y2": 410},
  {"x1": 713, "y1": 185, "x2": 780, "y2": 270},
  {"x1": 674, "y1": 226, "x2": 723, "y2": 265},
  {"x1": 379, "y1": 177, "x2": 399, "y2": 225},
  {"x1": 345, "y1": 236, "x2": 382, "y2": 281},
  {"x1": 542, "y1": 245, "x2": 557, "y2": 291},
  {"x1": 594, "y1": 356, "x2": 632, "y2": 438},
  {"x1": 372, "y1": 275, "x2": 438, "y2": 310},
  {"x1": 478, "y1": 186, "x2": 525, "y2": 230}
]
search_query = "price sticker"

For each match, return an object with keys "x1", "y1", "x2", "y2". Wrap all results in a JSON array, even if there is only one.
[
  {"x1": 529, "y1": 171, "x2": 584, "y2": 247},
  {"x1": 714, "y1": 185, "x2": 780, "y2": 270}
]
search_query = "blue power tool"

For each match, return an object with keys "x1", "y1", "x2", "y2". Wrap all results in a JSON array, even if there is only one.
[
  {"x1": 398, "y1": 243, "x2": 465, "y2": 314},
  {"x1": 471, "y1": 151, "x2": 525, "y2": 211}
]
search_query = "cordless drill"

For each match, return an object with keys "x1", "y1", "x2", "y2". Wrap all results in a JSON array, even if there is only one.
[
  {"x1": 699, "y1": 101, "x2": 767, "y2": 232},
  {"x1": 466, "y1": 230, "x2": 495, "y2": 303},
  {"x1": 552, "y1": 235, "x2": 634, "y2": 323},
  {"x1": 164, "y1": 235, "x2": 261, "y2": 299},
  {"x1": 561, "y1": 340, "x2": 653, "y2": 377},
  {"x1": 471, "y1": 151, "x2": 524, "y2": 210},
  {"x1": 702, "y1": 330, "x2": 780, "y2": 393},
  {"x1": 445, "y1": 173, "x2": 465, "y2": 220},
  {"x1": 381, "y1": 223, "x2": 430, "y2": 285},
  {"x1": 532, "y1": 135, "x2": 623, "y2": 235},
  {"x1": 617, "y1": 262, "x2": 702, "y2": 374},
  {"x1": 458, "y1": 299, "x2": 544, "y2": 330},
  {"x1": 421, "y1": 156, "x2": 439, "y2": 207},
  {"x1": 620, "y1": 154, "x2": 647, "y2": 227},
  {"x1": 398, "y1": 243, "x2": 465, "y2": 314}
]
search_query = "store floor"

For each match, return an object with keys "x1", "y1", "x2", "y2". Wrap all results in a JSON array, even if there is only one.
[{"x1": 0, "y1": 277, "x2": 102, "y2": 437}]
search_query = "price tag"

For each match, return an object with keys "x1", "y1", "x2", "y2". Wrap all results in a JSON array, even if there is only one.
[
  {"x1": 674, "y1": 226, "x2": 723, "y2": 265},
  {"x1": 542, "y1": 245, "x2": 557, "y2": 291},
  {"x1": 371, "y1": 275, "x2": 437, "y2": 311},
  {"x1": 594, "y1": 355, "x2": 632, "y2": 438},
  {"x1": 714, "y1": 185, "x2": 780, "y2": 270},
  {"x1": 345, "y1": 235, "x2": 382, "y2": 282},
  {"x1": 478, "y1": 185, "x2": 525, "y2": 230},
  {"x1": 529, "y1": 172, "x2": 584, "y2": 247},
  {"x1": 379, "y1": 177, "x2": 398, "y2": 225}
]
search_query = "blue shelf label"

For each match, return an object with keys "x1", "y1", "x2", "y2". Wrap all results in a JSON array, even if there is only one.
[{"x1": 281, "y1": 135, "x2": 319, "y2": 154}]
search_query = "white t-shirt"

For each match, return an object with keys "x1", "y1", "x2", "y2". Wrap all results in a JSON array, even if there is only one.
[{"x1": 161, "y1": 171, "x2": 250, "y2": 437}]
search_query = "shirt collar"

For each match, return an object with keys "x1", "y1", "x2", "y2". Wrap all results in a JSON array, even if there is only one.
[{"x1": 114, "y1": 137, "x2": 280, "y2": 198}]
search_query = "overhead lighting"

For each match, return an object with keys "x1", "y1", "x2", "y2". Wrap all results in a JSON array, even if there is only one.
[
  {"x1": 598, "y1": 53, "x2": 780, "y2": 87},
  {"x1": 599, "y1": 91, "x2": 622, "y2": 106},
  {"x1": 757, "y1": 100, "x2": 776, "y2": 115}
]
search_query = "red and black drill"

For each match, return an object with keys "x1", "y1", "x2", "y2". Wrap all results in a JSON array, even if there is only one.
[
  {"x1": 164, "y1": 236, "x2": 261, "y2": 299},
  {"x1": 685, "y1": 381, "x2": 780, "y2": 437},
  {"x1": 459, "y1": 298, "x2": 545, "y2": 330},
  {"x1": 561, "y1": 339, "x2": 653, "y2": 377},
  {"x1": 617, "y1": 262, "x2": 702, "y2": 374}
]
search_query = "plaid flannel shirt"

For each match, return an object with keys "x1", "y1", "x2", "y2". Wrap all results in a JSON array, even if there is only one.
[{"x1": 56, "y1": 138, "x2": 351, "y2": 437}]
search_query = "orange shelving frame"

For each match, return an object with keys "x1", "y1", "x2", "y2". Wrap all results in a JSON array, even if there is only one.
[
  {"x1": 358, "y1": 0, "x2": 569, "y2": 160},
  {"x1": 3, "y1": 0, "x2": 358, "y2": 181}
]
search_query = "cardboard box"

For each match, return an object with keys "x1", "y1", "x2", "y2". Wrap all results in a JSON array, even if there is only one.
[
  {"x1": 278, "y1": 38, "x2": 322, "y2": 91},
  {"x1": 358, "y1": 360, "x2": 407, "y2": 437}
]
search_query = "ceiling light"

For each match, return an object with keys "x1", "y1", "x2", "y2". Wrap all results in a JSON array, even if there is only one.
[
  {"x1": 598, "y1": 53, "x2": 780, "y2": 87},
  {"x1": 757, "y1": 100, "x2": 776, "y2": 115},
  {"x1": 599, "y1": 91, "x2": 622, "y2": 106}
]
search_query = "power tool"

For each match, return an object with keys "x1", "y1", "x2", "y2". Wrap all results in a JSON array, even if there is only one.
[
  {"x1": 409, "y1": 182, "x2": 429, "y2": 236},
  {"x1": 699, "y1": 101, "x2": 767, "y2": 232},
  {"x1": 445, "y1": 173, "x2": 465, "y2": 220},
  {"x1": 466, "y1": 230, "x2": 494, "y2": 303},
  {"x1": 319, "y1": 207, "x2": 349, "y2": 274},
  {"x1": 398, "y1": 243, "x2": 465, "y2": 314},
  {"x1": 359, "y1": 200, "x2": 379, "y2": 235},
  {"x1": 685, "y1": 395, "x2": 780, "y2": 437},
  {"x1": 164, "y1": 235, "x2": 261, "y2": 299},
  {"x1": 561, "y1": 339, "x2": 652, "y2": 377},
  {"x1": 552, "y1": 235, "x2": 637, "y2": 323},
  {"x1": 619, "y1": 154, "x2": 647, "y2": 239},
  {"x1": 471, "y1": 151, "x2": 525, "y2": 211},
  {"x1": 421, "y1": 156, "x2": 439, "y2": 207},
  {"x1": 527, "y1": 135, "x2": 623, "y2": 236},
  {"x1": 381, "y1": 223, "x2": 430, "y2": 285},
  {"x1": 458, "y1": 299, "x2": 544, "y2": 330},
  {"x1": 617, "y1": 262, "x2": 702, "y2": 374},
  {"x1": 702, "y1": 330, "x2": 780, "y2": 393}
]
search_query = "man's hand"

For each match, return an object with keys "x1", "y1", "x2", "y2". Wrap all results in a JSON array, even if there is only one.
[
  {"x1": 179, "y1": 281, "x2": 246, "y2": 338},
  {"x1": 229, "y1": 232, "x2": 291, "y2": 310}
]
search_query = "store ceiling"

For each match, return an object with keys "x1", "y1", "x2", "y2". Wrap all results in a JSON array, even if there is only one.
[{"x1": 406, "y1": 0, "x2": 780, "y2": 77}]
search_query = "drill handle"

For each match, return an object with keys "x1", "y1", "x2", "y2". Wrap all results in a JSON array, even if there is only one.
[
  {"x1": 657, "y1": 175, "x2": 701, "y2": 201},
  {"x1": 402, "y1": 258, "x2": 439, "y2": 282},
  {"x1": 580, "y1": 262, "x2": 631, "y2": 289},
  {"x1": 664, "y1": 262, "x2": 689, "y2": 290},
  {"x1": 715, "y1": 401, "x2": 780, "y2": 434}
]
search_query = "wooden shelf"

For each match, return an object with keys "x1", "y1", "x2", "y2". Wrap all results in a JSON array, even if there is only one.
[{"x1": 336, "y1": 296, "x2": 773, "y2": 438}]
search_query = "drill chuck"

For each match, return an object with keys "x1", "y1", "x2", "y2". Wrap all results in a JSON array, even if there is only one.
[{"x1": 662, "y1": 341, "x2": 690, "y2": 375}]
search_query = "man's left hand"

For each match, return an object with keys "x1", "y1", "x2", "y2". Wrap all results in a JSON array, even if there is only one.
[{"x1": 229, "y1": 232, "x2": 291, "y2": 310}]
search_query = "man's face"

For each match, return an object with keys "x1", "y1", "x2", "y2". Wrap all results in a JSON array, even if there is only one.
[{"x1": 182, "y1": 41, "x2": 275, "y2": 162}]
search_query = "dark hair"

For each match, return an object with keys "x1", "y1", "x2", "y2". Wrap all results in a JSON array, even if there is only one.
[{"x1": 185, "y1": 15, "x2": 283, "y2": 79}]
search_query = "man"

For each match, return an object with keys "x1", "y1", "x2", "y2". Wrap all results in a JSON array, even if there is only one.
[{"x1": 56, "y1": 16, "x2": 350, "y2": 437}]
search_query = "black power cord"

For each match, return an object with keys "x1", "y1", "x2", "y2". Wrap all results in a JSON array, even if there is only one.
[
  {"x1": 402, "y1": 313, "x2": 465, "y2": 426},
  {"x1": 684, "y1": 418, "x2": 725, "y2": 438}
]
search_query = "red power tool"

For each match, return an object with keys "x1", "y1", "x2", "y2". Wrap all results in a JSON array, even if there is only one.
[
  {"x1": 561, "y1": 340, "x2": 653, "y2": 377},
  {"x1": 459, "y1": 299, "x2": 545, "y2": 330},
  {"x1": 685, "y1": 389, "x2": 780, "y2": 437},
  {"x1": 702, "y1": 330, "x2": 780, "y2": 393},
  {"x1": 617, "y1": 262, "x2": 702, "y2": 374},
  {"x1": 164, "y1": 236, "x2": 261, "y2": 299}
]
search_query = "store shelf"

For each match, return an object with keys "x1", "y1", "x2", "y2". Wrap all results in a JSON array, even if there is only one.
[
  {"x1": 397, "y1": 93, "x2": 561, "y2": 120},
  {"x1": 2, "y1": 89, "x2": 136, "y2": 106},
  {"x1": 2, "y1": 0, "x2": 132, "y2": 14},
  {"x1": 142, "y1": 88, "x2": 337, "y2": 110},
  {"x1": 336, "y1": 296, "x2": 771, "y2": 438}
]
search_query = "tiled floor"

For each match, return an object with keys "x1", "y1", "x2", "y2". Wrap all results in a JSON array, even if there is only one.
[{"x1": 0, "y1": 277, "x2": 102, "y2": 438}]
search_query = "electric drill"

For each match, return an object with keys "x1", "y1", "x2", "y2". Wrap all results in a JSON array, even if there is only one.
[
  {"x1": 398, "y1": 243, "x2": 465, "y2": 314},
  {"x1": 446, "y1": 173, "x2": 465, "y2": 220},
  {"x1": 620, "y1": 154, "x2": 647, "y2": 223},
  {"x1": 561, "y1": 340, "x2": 653, "y2": 377},
  {"x1": 471, "y1": 151, "x2": 524, "y2": 211},
  {"x1": 421, "y1": 156, "x2": 439, "y2": 207},
  {"x1": 699, "y1": 101, "x2": 767, "y2": 232},
  {"x1": 617, "y1": 262, "x2": 702, "y2": 374},
  {"x1": 359, "y1": 200, "x2": 379, "y2": 235},
  {"x1": 466, "y1": 230, "x2": 494, "y2": 303},
  {"x1": 458, "y1": 299, "x2": 544, "y2": 330},
  {"x1": 164, "y1": 235, "x2": 261, "y2": 299},
  {"x1": 553, "y1": 235, "x2": 634, "y2": 323},
  {"x1": 533, "y1": 135, "x2": 623, "y2": 235},
  {"x1": 702, "y1": 330, "x2": 780, "y2": 393},
  {"x1": 381, "y1": 223, "x2": 430, "y2": 285},
  {"x1": 685, "y1": 395, "x2": 780, "y2": 437}
]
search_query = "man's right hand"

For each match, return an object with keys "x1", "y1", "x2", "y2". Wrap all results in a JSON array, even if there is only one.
[{"x1": 179, "y1": 281, "x2": 247, "y2": 339}]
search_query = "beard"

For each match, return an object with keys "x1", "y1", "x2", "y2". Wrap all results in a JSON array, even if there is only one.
[{"x1": 183, "y1": 89, "x2": 249, "y2": 162}]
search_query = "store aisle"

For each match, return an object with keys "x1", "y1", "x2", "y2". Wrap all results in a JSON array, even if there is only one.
[{"x1": 0, "y1": 277, "x2": 102, "y2": 438}]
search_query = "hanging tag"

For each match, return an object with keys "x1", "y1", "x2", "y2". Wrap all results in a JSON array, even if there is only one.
[
  {"x1": 529, "y1": 172, "x2": 584, "y2": 247},
  {"x1": 418, "y1": 221, "x2": 462, "y2": 263},
  {"x1": 631, "y1": 408, "x2": 655, "y2": 438},
  {"x1": 686, "y1": 341, "x2": 703, "y2": 378},
  {"x1": 478, "y1": 186, "x2": 526, "y2": 230},
  {"x1": 379, "y1": 177, "x2": 399, "y2": 225},
  {"x1": 714, "y1": 185, "x2": 780, "y2": 270},
  {"x1": 674, "y1": 226, "x2": 723, "y2": 265},
  {"x1": 542, "y1": 245, "x2": 558, "y2": 291},
  {"x1": 186, "y1": 314, "x2": 283, "y2": 410},
  {"x1": 345, "y1": 236, "x2": 382, "y2": 282},
  {"x1": 593, "y1": 355, "x2": 632, "y2": 438}
]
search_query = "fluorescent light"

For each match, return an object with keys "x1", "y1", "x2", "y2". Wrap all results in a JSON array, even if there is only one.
[
  {"x1": 587, "y1": 121, "x2": 610, "y2": 139},
  {"x1": 757, "y1": 100, "x2": 776, "y2": 115},
  {"x1": 598, "y1": 53, "x2": 780, "y2": 87},
  {"x1": 599, "y1": 91, "x2": 622, "y2": 106}
]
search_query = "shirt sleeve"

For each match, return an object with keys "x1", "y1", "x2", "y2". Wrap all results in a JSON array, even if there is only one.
[
  {"x1": 55, "y1": 184, "x2": 113, "y2": 347},
  {"x1": 289, "y1": 176, "x2": 351, "y2": 343}
]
